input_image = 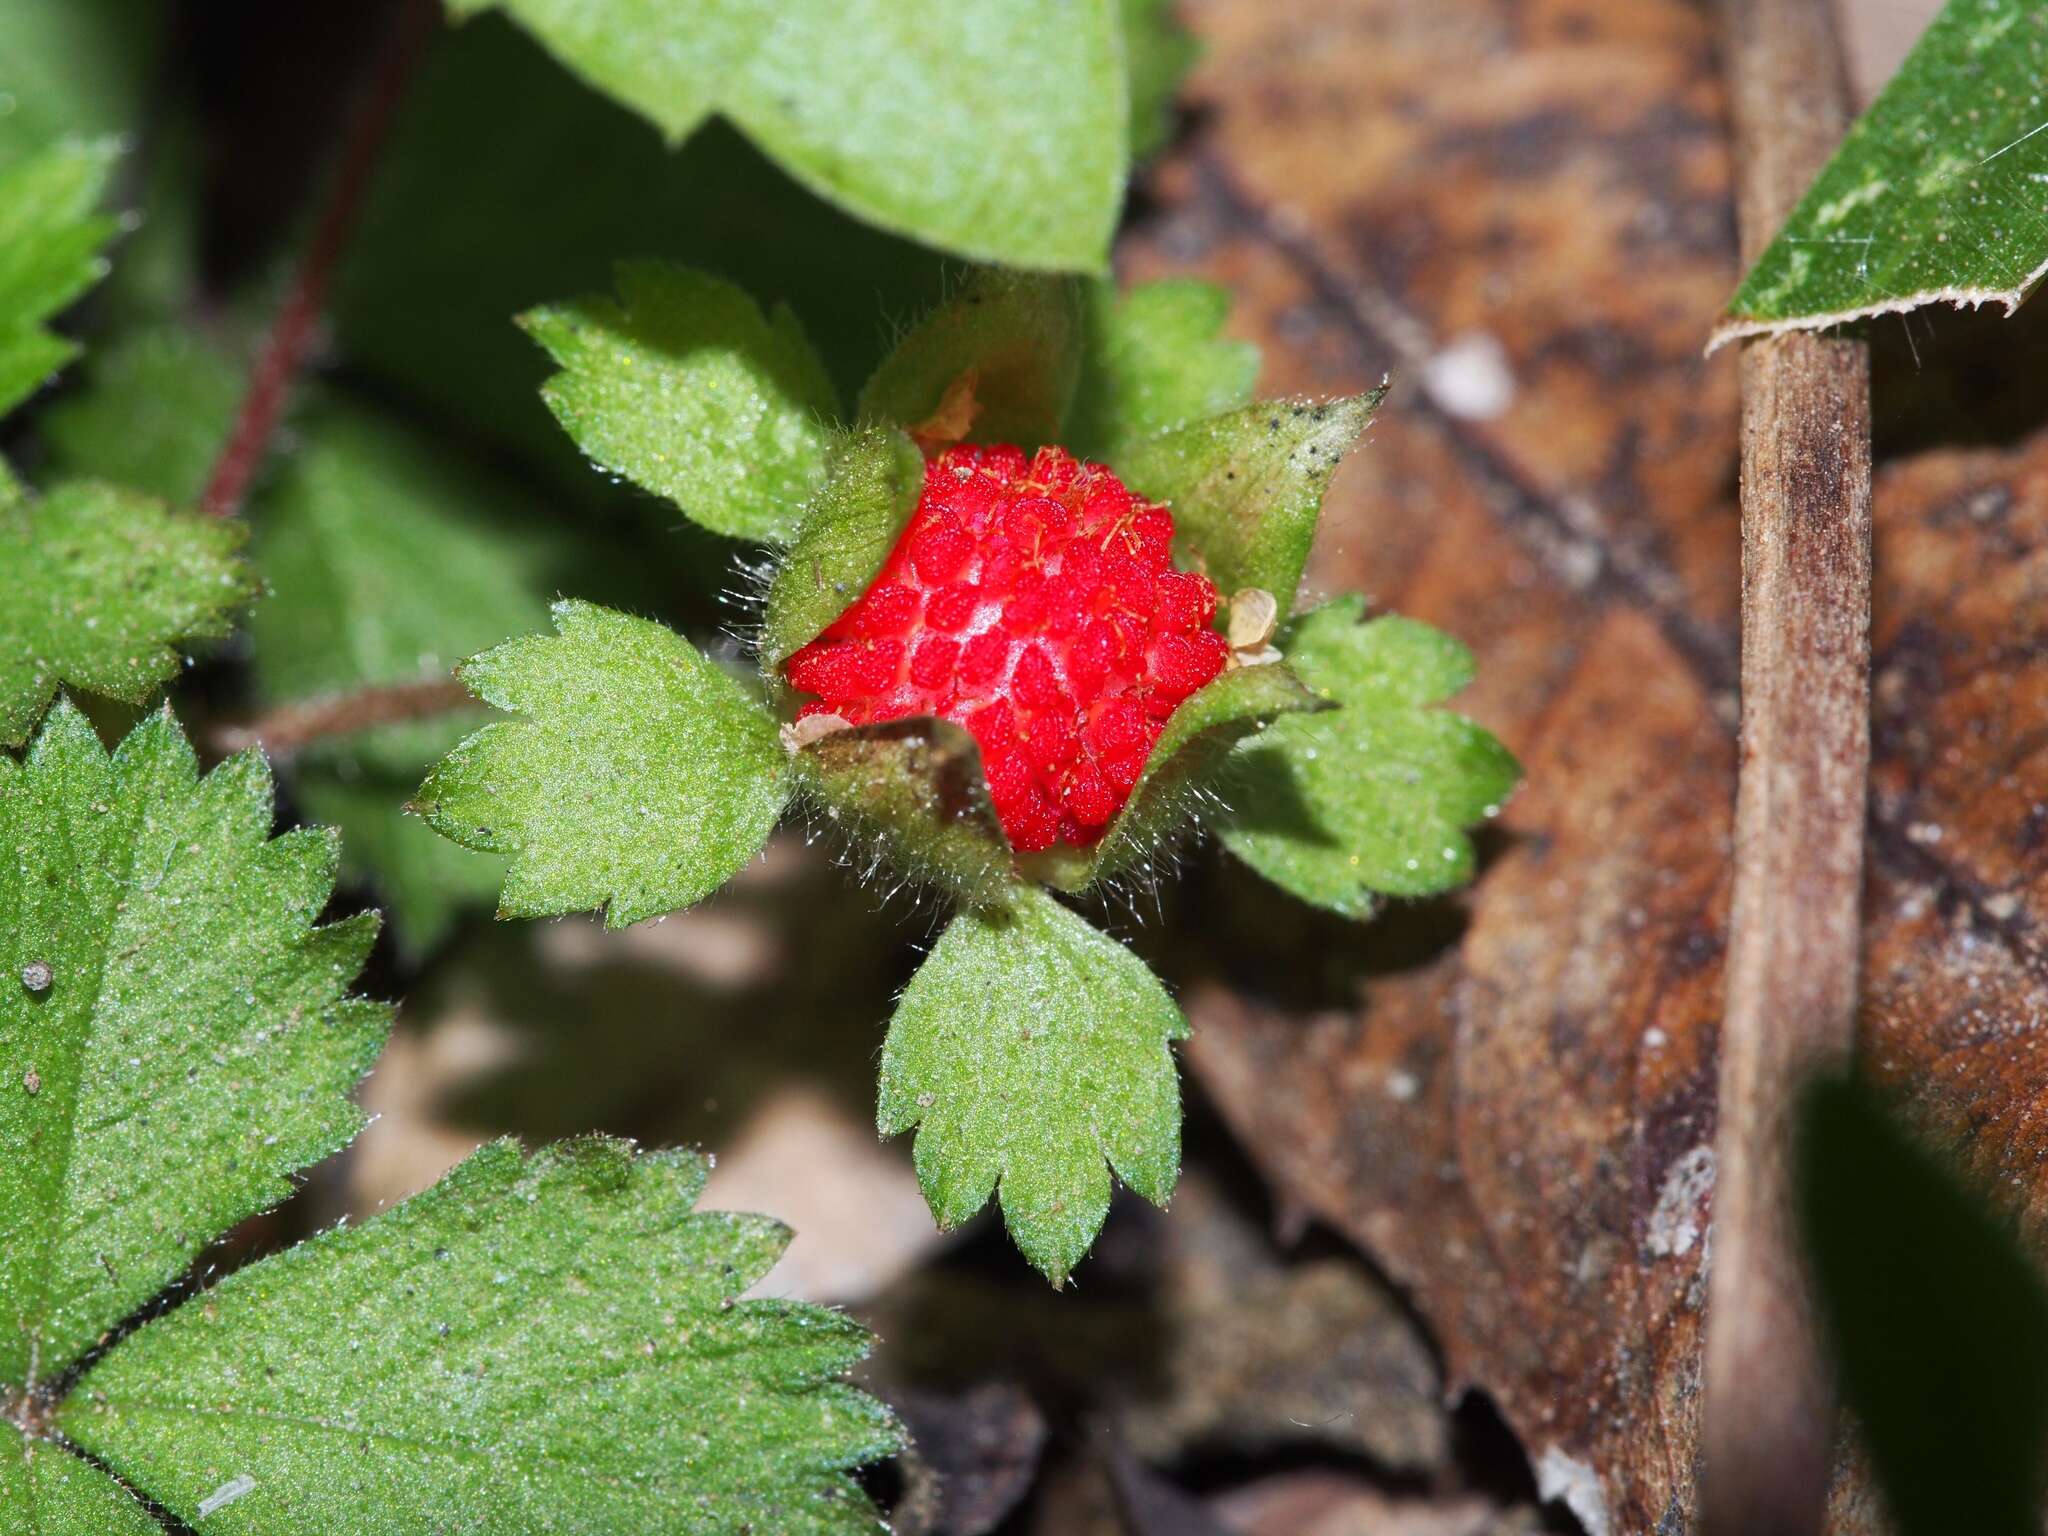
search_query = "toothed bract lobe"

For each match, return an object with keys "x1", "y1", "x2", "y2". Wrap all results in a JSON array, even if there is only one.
[{"x1": 785, "y1": 443, "x2": 1229, "y2": 853}]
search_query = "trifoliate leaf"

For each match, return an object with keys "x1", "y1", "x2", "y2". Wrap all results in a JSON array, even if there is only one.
[
  {"x1": 762, "y1": 428, "x2": 924, "y2": 668},
  {"x1": 1116, "y1": 392, "x2": 1381, "y2": 625},
  {"x1": 1030, "y1": 659, "x2": 1327, "y2": 894},
  {"x1": 62, "y1": 1138, "x2": 900, "y2": 1535},
  {"x1": 0, "y1": 139, "x2": 120, "y2": 420},
  {"x1": 1120, "y1": 0, "x2": 1201, "y2": 162},
  {"x1": 0, "y1": 1424, "x2": 158, "y2": 1535},
  {"x1": 0, "y1": 703, "x2": 388, "y2": 1386},
  {"x1": 0, "y1": 477, "x2": 256, "y2": 748},
  {"x1": 0, "y1": 0, "x2": 161, "y2": 169},
  {"x1": 1218, "y1": 598, "x2": 1520, "y2": 917},
  {"x1": 38, "y1": 323, "x2": 243, "y2": 504},
  {"x1": 858, "y1": 270, "x2": 1086, "y2": 451},
  {"x1": 1066, "y1": 279, "x2": 1261, "y2": 464},
  {"x1": 522, "y1": 262, "x2": 839, "y2": 543},
  {"x1": 443, "y1": 0, "x2": 1126, "y2": 272},
  {"x1": 415, "y1": 600, "x2": 789, "y2": 928},
  {"x1": 1718, "y1": 0, "x2": 2048, "y2": 344},
  {"x1": 879, "y1": 885, "x2": 1187, "y2": 1284}
]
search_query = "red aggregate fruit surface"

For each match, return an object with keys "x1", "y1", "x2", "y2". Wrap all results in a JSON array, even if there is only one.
[{"x1": 784, "y1": 443, "x2": 1231, "y2": 853}]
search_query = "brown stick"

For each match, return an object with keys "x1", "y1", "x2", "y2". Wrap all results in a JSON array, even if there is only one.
[
  {"x1": 1700, "y1": 2, "x2": 1871, "y2": 1533},
  {"x1": 207, "y1": 678, "x2": 474, "y2": 760},
  {"x1": 199, "y1": 0, "x2": 439, "y2": 519}
]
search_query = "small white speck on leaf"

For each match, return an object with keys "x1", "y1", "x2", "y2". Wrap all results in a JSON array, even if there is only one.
[
  {"x1": 20, "y1": 961, "x2": 52, "y2": 993},
  {"x1": 195, "y1": 1475, "x2": 256, "y2": 1518}
]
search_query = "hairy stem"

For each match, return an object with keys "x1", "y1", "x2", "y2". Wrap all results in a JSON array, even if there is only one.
[
  {"x1": 206, "y1": 678, "x2": 475, "y2": 760},
  {"x1": 199, "y1": 0, "x2": 439, "y2": 519},
  {"x1": 1700, "y1": 1, "x2": 1870, "y2": 1532}
]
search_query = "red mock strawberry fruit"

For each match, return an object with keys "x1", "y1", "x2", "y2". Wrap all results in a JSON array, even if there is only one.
[{"x1": 784, "y1": 443, "x2": 1231, "y2": 853}]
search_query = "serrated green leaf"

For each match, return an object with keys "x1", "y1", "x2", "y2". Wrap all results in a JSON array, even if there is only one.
[
  {"x1": 0, "y1": 1424, "x2": 158, "y2": 1535},
  {"x1": 792, "y1": 716, "x2": 1015, "y2": 900},
  {"x1": 62, "y1": 1137, "x2": 900, "y2": 1535},
  {"x1": 0, "y1": 139, "x2": 120, "y2": 420},
  {"x1": 762, "y1": 428, "x2": 924, "y2": 668},
  {"x1": 1218, "y1": 598, "x2": 1519, "y2": 918},
  {"x1": 1067, "y1": 279, "x2": 1261, "y2": 463},
  {"x1": 443, "y1": 0, "x2": 1125, "y2": 271},
  {"x1": 1120, "y1": 0, "x2": 1200, "y2": 162},
  {"x1": 1032, "y1": 659, "x2": 1327, "y2": 893},
  {"x1": 858, "y1": 270, "x2": 1086, "y2": 450},
  {"x1": 1116, "y1": 393, "x2": 1379, "y2": 625},
  {"x1": 416, "y1": 601, "x2": 789, "y2": 928},
  {"x1": 1720, "y1": 0, "x2": 2048, "y2": 342},
  {"x1": 38, "y1": 323, "x2": 243, "y2": 504},
  {"x1": 0, "y1": 703, "x2": 389, "y2": 1386},
  {"x1": 0, "y1": 478, "x2": 256, "y2": 748},
  {"x1": 880, "y1": 885, "x2": 1186, "y2": 1284},
  {"x1": 522, "y1": 262, "x2": 839, "y2": 543}
]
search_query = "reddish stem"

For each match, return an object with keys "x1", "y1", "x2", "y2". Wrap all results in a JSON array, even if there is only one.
[
  {"x1": 206, "y1": 677, "x2": 475, "y2": 760},
  {"x1": 199, "y1": 0, "x2": 440, "y2": 519}
]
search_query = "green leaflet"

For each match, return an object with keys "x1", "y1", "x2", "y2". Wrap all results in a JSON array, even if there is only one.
[
  {"x1": 879, "y1": 885, "x2": 1186, "y2": 1284},
  {"x1": 0, "y1": 0, "x2": 160, "y2": 170},
  {"x1": 0, "y1": 139, "x2": 120, "y2": 420},
  {"x1": 761, "y1": 427, "x2": 925, "y2": 667},
  {"x1": 1116, "y1": 393, "x2": 1381, "y2": 625},
  {"x1": 1217, "y1": 598, "x2": 1519, "y2": 918},
  {"x1": 415, "y1": 601, "x2": 790, "y2": 928},
  {"x1": 37, "y1": 323, "x2": 243, "y2": 505},
  {"x1": 444, "y1": 0, "x2": 1126, "y2": 272},
  {"x1": 63, "y1": 1138, "x2": 899, "y2": 1536},
  {"x1": 0, "y1": 476, "x2": 256, "y2": 748},
  {"x1": 1121, "y1": 0, "x2": 1200, "y2": 163},
  {"x1": 0, "y1": 1424, "x2": 159, "y2": 1535},
  {"x1": 1030, "y1": 660, "x2": 1328, "y2": 894},
  {"x1": 0, "y1": 703, "x2": 389, "y2": 1385},
  {"x1": 858, "y1": 270, "x2": 1087, "y2": 451},
  {"x1": 522, "y1": 262, "x2": 840, "y2": 543},
  {"x1": 1066, "y1": 279, "x2": 1261, "y2": 463},
  {"x1": 1719, "y1": 0, "x2": 2048, "y2": 342}
]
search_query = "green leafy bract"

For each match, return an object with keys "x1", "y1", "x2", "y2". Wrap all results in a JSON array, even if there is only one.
[
  {"x1": 522, "y1": 261, "x2": 839, "y2": 543},
  {"x1": 858, "y1": 270, "x2": 1086, "y2": 450},
  {"x1": 1067, "y1": 279, "x2": 1261, "y2": 463},
  {"x1": 762, "y1": 427, "x2": 924, "y2": 668},
  {"x1": 1030, "y1": 660, "x2": 1327, "y2": 894},
  {"x1": 879, "y1": 884, "x2": 1187, "y2": 1285},
  {"x1": 444, "y1": 0, "x2": 1126, "y2": 272},
  {"x1": 0, "y1": 0, "x2": 160, "y2": 170},
  {"x1": 414, "y1": 600, "x2": 789, "y2": 928},
  {"x1": 1116, "y1": 392, "x2": 1381, "y2": 624},
  {"x1": 1217, "y1": 598, "x2": 1519, "y2": 918},
  {"x1": 1120, "y1": 0, "x2": 1201, "y2": 163},
  {"x1": 0, "y1": 476, "x2": 255, "y2": 748},
  {"x1": 62, "y1": 1138, "x2": 900, "y2": 1535},
  {"x1": 0, "y1": 703, "x2": 388, "y2": 1386},
  {"x1": 1718, "y1": 0, "x2": 2048, "y2": 342},
  {"x1": 0, "y1": 139, "x2": 120, "y2": 420}
]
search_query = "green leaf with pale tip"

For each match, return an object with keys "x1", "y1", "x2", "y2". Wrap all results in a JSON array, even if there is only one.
[
  {"x1": 762, "y1": 427, "x2": 924, "y2": 668},
  {"x1": 38, "y1": 323, "x2": 244, "y2": 505},
  {"x1": 1719, "y1": 0, "x2": 2048, "y2": 344},
  {"x1": 793, "y1": 716, "x2": 1016, "y2": 901},
  {"x1": 1032, "y1": 659, "x2": 1328, "y2": 893},
  {"x1": 1, "y1": 1424, "x2": 160, "y2": 1536},
  {"x1": 522, "y1": 261, "x2": 839, "y2": 543},
  {"x1": 1117, "y1": 392, "x2": 1381, "y2": 624},
  {"x1": 858, "y1": 270, "x2": 1086, "y2": 450},
  {"x1": 1218, "y1": 598, "x2": 1520, "y2": 917},
  {"x1": 415, "y1": 600, "x2": 789, "y2": 928},
  {"x1": 1121, "y1": 0, "x2": 1201, "y2": 163},
  {"x1": 444, "y1": 0, "x2": 1125, "y2": 272},
  {"x1": 1067, "y1": 279, "x2": 1261, "y2": 464},
  {"x1": 879, "y1": 885, "x2": 1186, "y2": 1284},
  {"x1": 62, "y1": 1138, "x2": 901, "y2": 1535},
  {"x1": 0, "y1": 478, "x2": 257, "y2": 748},
  {"x1": 0, "y1": 703, "x2": 389, "y2": 1387},
  {"x1": 0, "y1": 139, "x2": 120, "y2": 420}
]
